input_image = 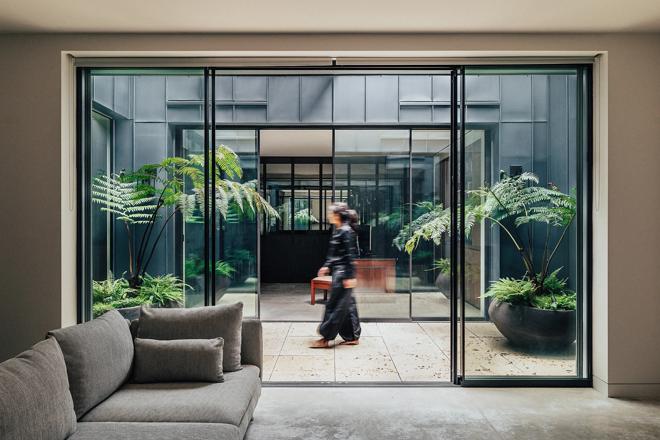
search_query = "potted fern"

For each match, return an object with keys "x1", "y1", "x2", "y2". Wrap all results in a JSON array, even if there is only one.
[
  {"x1": 91, "y1": 145, "x2": 278, "y2": 316},
  {"x1": 396, "y1": 172, "x2": 577, "y2": 349},
  {"x1": 474, "y1": 172, "x2": 577, "y2": 348}
]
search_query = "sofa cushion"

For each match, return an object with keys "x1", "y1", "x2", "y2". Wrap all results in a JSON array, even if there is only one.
[
  {"x1": 0, "y1": 338, "x2": 77, "y2": 440},
  {"x1": 240, "y1": 319, "x2": 263, "y2": 376},
  {"x1": 69, "y1": 422, "x2": 239, "y2": 440},
  {"x1": 82, "y1": 365, "x2": 260, "y2": 427},
  {"x1": 49, "y1": 310, "x2": 134, "y2": 419},
  {"x1": 137, "y1": 303, "x2": 243, "y2": 372},
  {"x1": 133, "y1": 338, "x2": 224, "y2": 383}
]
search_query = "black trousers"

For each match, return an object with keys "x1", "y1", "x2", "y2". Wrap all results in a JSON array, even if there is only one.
[{"x1": 318, "y1": 276, "x2": 361, "y2": 341}]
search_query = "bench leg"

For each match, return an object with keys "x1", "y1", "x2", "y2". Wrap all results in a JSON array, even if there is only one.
[
  {"x1": 324, "y1": 289, "x2": 328, "y2": 301},
  {"x1": 311, "y1": 283, "x2": 316, "y2": 305}
]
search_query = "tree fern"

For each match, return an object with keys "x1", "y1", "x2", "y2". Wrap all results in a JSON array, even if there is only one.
[{"x1": 91, "y1": 173, "x2": 157, "y2": 224}]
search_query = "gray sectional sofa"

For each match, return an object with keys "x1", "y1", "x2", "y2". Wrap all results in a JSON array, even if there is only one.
[{"x1": 0, "y1": 305, "x2": 263, "y2": 440}]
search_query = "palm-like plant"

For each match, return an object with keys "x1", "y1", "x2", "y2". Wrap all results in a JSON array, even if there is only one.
[
  {"x1": 473, "y1": 172, "x2": 576, "y2": 297},
  {"x1": 393, "y1": 201, "x2": 474, "y2": 254},
  {"x1": 395, "y1": 171, "x2": 577, "y2": 309},
  {"x1": 92, "y1": 145, "x2": 278, "y2": 288}
]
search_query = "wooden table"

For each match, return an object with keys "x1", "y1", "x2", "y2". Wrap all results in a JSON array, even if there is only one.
[
  {"x1": 310, "y1": 276, "x2": 332, "y2": 305},
  {"x1": 354, "y1": 258, "x2": 396, "y2": 293}
]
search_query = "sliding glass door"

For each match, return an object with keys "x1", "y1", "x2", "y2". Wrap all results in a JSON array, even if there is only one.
[
  {"x1": 80, "y1": 65, "x2": 590, "y2": 386},
  {"x1": 458, "y1": 67, "x2": 591, "y2": 383}
]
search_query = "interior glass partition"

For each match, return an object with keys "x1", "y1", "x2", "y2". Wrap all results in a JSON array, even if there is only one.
[{"x1": 334, "y1": 129, "x2": 411, "y2": 319}]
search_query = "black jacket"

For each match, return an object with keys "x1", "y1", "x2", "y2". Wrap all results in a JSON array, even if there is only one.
[{"x1": 323, "y1": 224, "x2": 358, "y2": 279}]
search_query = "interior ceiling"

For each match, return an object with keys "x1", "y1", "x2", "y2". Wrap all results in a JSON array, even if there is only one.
[
  {"x1": 0, "y1": 0, "x2": 659, "y2": 33},
  {"x1": 260, "y1": 130, "x2": 332, "y2": 157}
]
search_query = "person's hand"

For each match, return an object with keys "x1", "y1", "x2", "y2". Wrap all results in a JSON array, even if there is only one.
[
  {"x1": 318, "y1": 267, "x2": 329, "y2": 277},
  {"x1": 343, "y1": 278, "x2": 357, "y2": 289}
]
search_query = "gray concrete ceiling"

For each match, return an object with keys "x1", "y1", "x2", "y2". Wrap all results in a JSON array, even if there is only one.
[{"x1": 0, "y1": 0, "x2": 659, "y2": 33}]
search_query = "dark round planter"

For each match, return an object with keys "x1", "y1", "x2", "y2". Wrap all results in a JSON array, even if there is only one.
[
  {"x1": 488, "y1": 299, "x2": 576, "y2": 349},
  {"x1": 435, "y1": 273, "x2": 450, "y2": 293}
]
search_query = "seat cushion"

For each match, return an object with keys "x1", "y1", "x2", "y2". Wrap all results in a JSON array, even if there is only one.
[
  {"x1": 137, "y1": 303, "x2": 243, "y2": 372},
  {"x1": 70, "y1": 422, "x2": 239, "y2": 440},
  {"x1": 133, "y1": 338, "x2": 224, "y2": 383},
  {"x1": 0, "y1": 338, "x2": 77, "y2": 440},
  {"x1": 49, "y1": 310, "x2": 134, "y2": 419},
  {"x1": 82, "y1": 365, "x2": 261, "y2": 427}
]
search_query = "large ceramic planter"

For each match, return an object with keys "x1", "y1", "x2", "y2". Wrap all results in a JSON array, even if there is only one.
[
  {"x1": 435, "y1": 273, "x2": 450, "y2": 293},
  {"x1": 488, "y1": 299, "x2": 576, "y2": 349}
]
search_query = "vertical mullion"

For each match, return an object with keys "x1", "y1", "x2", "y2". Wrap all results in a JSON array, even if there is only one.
[
  {"x1": 256, "y1": 129, "x2": 261, "y2": 319},
  {"x1": 331, "y1": 130, "x2": 336, "y2": 203},
  {"x1": 408, "y1": 128, "x2": 413, "y2": 318},
  {"x1": 449, "y1": 69, "x2": 458, "y2": 384},
  {"x1": 203, "y1": 68, "x2": 210, "y2": 307},
  {"x1": 211, "y1": 68, "x2": 217, "y2": 305},
  {"x1": 459, "y1": 68, "x2": 467, "y2": 384}
]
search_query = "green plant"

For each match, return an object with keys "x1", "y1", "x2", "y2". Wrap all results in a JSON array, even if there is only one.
[
  {"x1": 393, "y1": 202, "x2": 474, "y2": 254},
  {"x1": 395, "y1": 171, "x2": 577, "y2": 311},
  {"x1": 294, "y1": 208, "x2": 319, "y2": 227},
  {"x1": 473, "y1": 172, "x2": 576, "y2": 300},
  {"x1": 484, "y1": 269, "x2": 576, "y2": 311},
  {"x1": 92, "y1": 275, "x2": 143, "y2": 318},
  {"x1": 432, "y1": 258, "x2": 451, "y2": 276},
  {"x1": 185, "y1": 255, "x2": 236, "y2": 279},
  {"x1": 138, "y1": 274, "x2": 187, "y2": 307},
  {"x1": 215, "y1": 260, "x2": 236, "y2": 278},
  {"x1": 92, "y1": 145, "x2": 278, "y2": 289}
]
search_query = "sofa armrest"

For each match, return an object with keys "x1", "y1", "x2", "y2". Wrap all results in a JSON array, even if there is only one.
[{"x1": 241, "y1": 318, "x2": 263, "y2": 378}]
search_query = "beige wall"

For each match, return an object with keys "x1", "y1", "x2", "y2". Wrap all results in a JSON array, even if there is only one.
[{"x1": 0, "y1": 33, "x2": 658, "y2": 397}]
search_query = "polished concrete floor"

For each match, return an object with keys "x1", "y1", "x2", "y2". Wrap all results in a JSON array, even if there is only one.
[
  {"x1": 246, "y1": 387, "x2": 660, "y2": 439},
  {"x1": 263, "y1": 321, "x2": 576, "y2": 383}
]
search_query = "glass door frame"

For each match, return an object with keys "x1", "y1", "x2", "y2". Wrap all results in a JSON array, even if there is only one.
[{"x1": 77, "y1": 64, "x2": 592, "y2": 387}]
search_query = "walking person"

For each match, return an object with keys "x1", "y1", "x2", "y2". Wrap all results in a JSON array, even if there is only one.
[{"x1": 311, "y1": 203, "x2": 361, "y2": 348}]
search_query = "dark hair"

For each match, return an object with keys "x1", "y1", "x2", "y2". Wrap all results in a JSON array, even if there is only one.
[{"x1": 329, "y1": 202, "x2": 358, "y2": 232}]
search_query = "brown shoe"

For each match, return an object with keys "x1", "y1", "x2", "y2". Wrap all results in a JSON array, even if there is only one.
[
  {"x1": 309, "y1": 338, "x2": 331, "y2": 349},
  {"x1": 340, "y1": 339, "x2": 360, "y2": 346}
]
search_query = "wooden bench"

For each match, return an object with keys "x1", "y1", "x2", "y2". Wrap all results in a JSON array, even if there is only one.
[{"x1": 310, "y1": 276, "x2": 332, "y2": 305}]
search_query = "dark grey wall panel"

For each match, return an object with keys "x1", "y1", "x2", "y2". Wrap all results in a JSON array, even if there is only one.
[
  {"x1": 215, "y1": 105, "x2": 233, "y2": 122},
  {"x1": 433, "y1": 106, "x2": 451, "y2": 124},
  {"x1": 134, "y1": 122, "x2": 167, "y2": 166},
  {"x1": 366, "y1": 76, "x2": 398, "y2": 122},
  {"x1": 113, "y1": 120, "x2": 133, "y2": 172},
  {"x1": 465, "y1": 75, "x2": 499, "y2": 102},
  {"x1": 501, "y1": 75, "x2": 532, "y2": 122},
  {"x1": 301, "y1": 76, "x2": 332, "y2": 122},
  {"x1": 532, "y1": 75, "x2": 549, "y2": 122},
  {"x1": 268, "y1": 76, "x2": 300, "y2": 122},
  {"x1": 113, "y1": 76, "x2": 131, "y2": 118},
  {"x1": 432, "y1": 75, "x2": 451, "y2": 102},
  {"x1": 400, "y1": 106, "x2": 432, "y2": 123},
  {"x1": 333, "y1": 76, "x2": 365, "y2": 123},
  {"x1": 215, "y1": 76, "x2": 233, "y2": 101},
  {"x1": 499, "y1": 122, "x2": 532, "y2": 174},
  {"x1": 167, "y1": 104, "x2": 202, "y2": 123},
  {"x1": 465, "y1": 106, "x2": 500, "y2": 123},
  {"x1": 93, "y1": 76, "x2": 113, "y2": 109},
  {"x1": 548, "y1": 75, "x2": 569, "y2": 190},
  {"x1": 235, "y1": 105, "x2": 267, "y2": 122},
  {"x1": 134, "y1": 77, "x2": 166, "y2": 122},
  {"x1": 167, "y1": 76, "x2": 203, "y2": 101},
  {"x1": 532, "y1": 122, "x2": 549, "y2": 184},
  {"x1": 399, "y1": 75, "x2": 432, "y2": 102},
  {"x1": 234, "y1": 76, "x2": 267, "y2": 101}
]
